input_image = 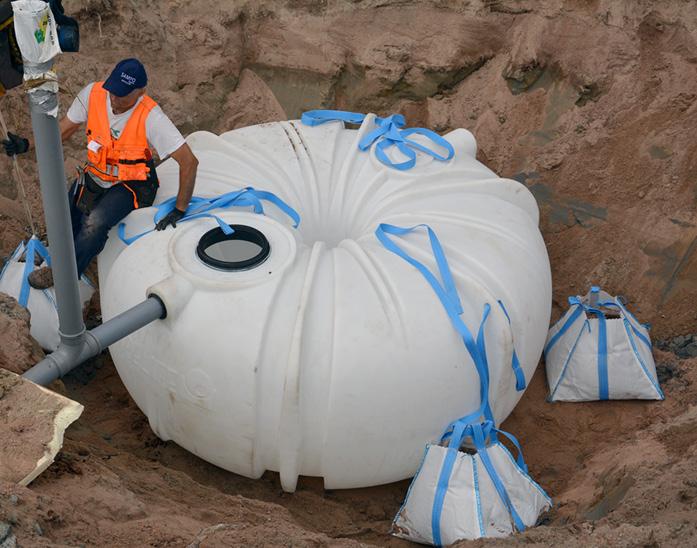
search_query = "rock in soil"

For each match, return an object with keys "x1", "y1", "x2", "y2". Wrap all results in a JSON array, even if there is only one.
[{"x1": 0, "y1": 370, "x2": 83, "y2": 486}]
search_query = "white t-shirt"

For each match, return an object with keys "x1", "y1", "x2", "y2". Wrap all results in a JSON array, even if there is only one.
[{"x1": 67, "y1": 83, "x2": 186, "y2": 187}]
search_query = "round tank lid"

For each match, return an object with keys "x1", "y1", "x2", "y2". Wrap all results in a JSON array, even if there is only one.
[{"x1": 196, "y1": 224, "x2": 270, "y2": 271}]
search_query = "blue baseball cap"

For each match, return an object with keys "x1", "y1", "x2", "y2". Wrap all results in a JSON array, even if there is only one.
[{"x1": 103, "y1": 58, "x2": 148, "y2": 97}]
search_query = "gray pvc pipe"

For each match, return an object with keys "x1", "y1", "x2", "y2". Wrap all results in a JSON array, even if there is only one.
[
  {"x1": 88, "y1": 296, "x2": 166, "y2": 350},
  {"x1": 23, "y1": 295, "x2": 165, "y2": 386},
  {"x1": 29, "y1": 96, "x2": 85, "y2": 340}
]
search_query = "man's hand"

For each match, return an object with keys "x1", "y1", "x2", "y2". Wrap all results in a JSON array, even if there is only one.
[
  {"x1": 2, "y1": 133, "x2": 29, "y2": 157},
  {"x1": 155, "y1": 207, "x2": 185, "y2": 231}
]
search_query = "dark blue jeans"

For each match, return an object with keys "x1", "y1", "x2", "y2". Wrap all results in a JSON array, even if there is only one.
[{"x1": 69, "y1": 181, "x2": 136, "y2": 276}]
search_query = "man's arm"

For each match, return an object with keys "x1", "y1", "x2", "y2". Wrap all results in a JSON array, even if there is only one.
[
  {"x1": 169, "y1": 142, "x2": 198, "y2": 211},
  {"x1": 2, "y1": 116, "x2": 81, "y2": 157},
  {"x1": 59, "y1": 116, "x2": 81, "y2": 142},
  {"x1": 153, "y1": 142, "x2": 198, "y2": 231}
]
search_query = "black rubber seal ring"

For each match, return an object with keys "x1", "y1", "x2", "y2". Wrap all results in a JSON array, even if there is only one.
[{"x1": 196, "y1": 224, "x2": 270, "y2": 271}]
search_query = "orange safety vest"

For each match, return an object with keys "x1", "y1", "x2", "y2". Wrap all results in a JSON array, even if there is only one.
[{"x1": 84, "y1": 81, "x2": 156, "y2": 184}]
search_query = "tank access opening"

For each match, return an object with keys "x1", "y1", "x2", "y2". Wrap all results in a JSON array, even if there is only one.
[{"x1": 197, "y1": 224, "x2": 271, "y2": 271}]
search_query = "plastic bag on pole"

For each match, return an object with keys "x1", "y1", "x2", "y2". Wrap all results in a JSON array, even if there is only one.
[{"x1": 11, "y1": 0, "x2": 61, "y2": 64}]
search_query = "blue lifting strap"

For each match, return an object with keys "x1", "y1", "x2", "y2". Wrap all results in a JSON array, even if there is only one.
[
  {"x1": 497, "y1": 300, "x2": 526, "y2": 391},
  {"x1": 300, "y1": 110, "x2": 366, "y2": 126},
  {"x1": 301, "y1": 109, "x2": 454, "y2": 171},
  {"x1": 375, "y1": 223, "x2": 493, "y2": 422},
  {"x1": 431, "y1": 419, "x2": 467, "y2": 546},
  {"x1": 544, "y1": 300, "x2": 585, "y2": 357},
  {"x1": 471, "y1": 422, "x2": 527, "y2": 532},
  {"x1": 594, "y1": 297, "x2": 652, "y2": 349},
  {"x1": 19, "y1": 237, "x2": 52, "y2": 307},
  {"x1": 625, "y1": 316, "x2": 651, "y2": 349},
  {"x1": 581, "y1": 299, "x2": 609, "y2": 401},
  {"x1": 118, "y1": 187, "x2": 301, "y2": 245}
]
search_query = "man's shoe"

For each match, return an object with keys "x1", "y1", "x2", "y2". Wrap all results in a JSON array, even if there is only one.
[
  {"x1": 19, "y1": 253, "x2": 45, "y2": 266},
  {"x1": 27, "y1": 266, "x2": 54, "y2": 290}
]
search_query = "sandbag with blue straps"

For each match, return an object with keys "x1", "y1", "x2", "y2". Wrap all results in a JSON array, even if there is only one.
[
  {"x1": 391, "y1": 420, "x2": 552, "y2": 544},
  {"x1": 377, "y1": 223, "x2": 550, "y2": 545},
  {"x1": 544, "y1": 286, "x2": 663, "y2": 402},
  {"x1": 0, "y1": 236, "x2": 94, "y2": 351}
]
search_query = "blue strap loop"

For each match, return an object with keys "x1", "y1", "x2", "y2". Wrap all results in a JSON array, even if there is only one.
[
  {"x1": 300, "y1": 110, "x2": 366, "y2": 126},
  {"x1": 432, "y1": 419, "x2": 528, "y2": 544},
  {"x1": 495, "y1": 428, "x2": 528, "y2": 474},
  {"x1": 301, "y1": 109, "x2": 454, "y2": 171},
  {"x1": 118, "y1": 187, "x2": 300, "y2": 245},
  {"x1": 19, "y1": 237, "x2": 52, "y2": 307},
  {"x1": 375, "y1": 223, "x2": 492, "y2": 421}
]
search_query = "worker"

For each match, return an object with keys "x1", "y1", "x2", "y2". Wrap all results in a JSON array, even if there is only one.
[{"x1": 1, "y1": 58, "x2": 198, "y2": 289}]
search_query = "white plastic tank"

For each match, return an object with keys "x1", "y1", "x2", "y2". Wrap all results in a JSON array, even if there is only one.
[{"x1": 99, "y1": 115, "x2": 552, "y2": 491}]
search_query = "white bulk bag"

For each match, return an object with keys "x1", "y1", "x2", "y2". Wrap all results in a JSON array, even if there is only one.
[
  {"x1": 0, "y1": 237, "x2": 94, "y2": 351},
  {"x1": 392, "y1": 420, "x2": 552, "y2": 545},
  {"x1": 545, "y1": 286, "x2": 663, "y2": 402},
  {"x1": 11, "y1": 0, "x2": 61, "y2": 64}
]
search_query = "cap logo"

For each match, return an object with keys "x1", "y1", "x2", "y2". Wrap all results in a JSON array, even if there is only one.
[{"x1": 120, "y1": 72, "x2": 137, "y2": 86}]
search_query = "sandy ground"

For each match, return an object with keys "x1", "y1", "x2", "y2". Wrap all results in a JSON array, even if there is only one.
[{"x1": 1, "y1": 0, "x2": 697, "y2": 546}]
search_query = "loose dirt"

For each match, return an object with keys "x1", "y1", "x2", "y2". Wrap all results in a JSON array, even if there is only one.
[{"x1": 1, "y1": 0, "x2": 697, "y2": 546}]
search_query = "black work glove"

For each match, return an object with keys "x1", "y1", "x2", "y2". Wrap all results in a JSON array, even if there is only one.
[
  {"x1": 2, "y1": 133, "x2": 29, "y2": 157},
  {"x1": 155, "y1": 207, "x2": 186, "y2": 231}
]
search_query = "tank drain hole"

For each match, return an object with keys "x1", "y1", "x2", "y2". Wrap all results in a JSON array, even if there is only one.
[{"x1": 196, "y1": 224, "x2": 270, "y2": 271}]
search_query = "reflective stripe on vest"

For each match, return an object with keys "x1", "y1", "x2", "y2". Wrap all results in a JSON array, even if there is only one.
[{"x1": 84, "y1": 82, "x2": 155, "y2": 184}]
